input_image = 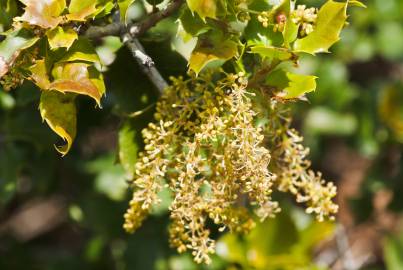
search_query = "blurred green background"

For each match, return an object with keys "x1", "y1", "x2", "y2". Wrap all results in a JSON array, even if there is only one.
[{"x1": 0, "y1": 0, "x2": 402, "y2": 269}]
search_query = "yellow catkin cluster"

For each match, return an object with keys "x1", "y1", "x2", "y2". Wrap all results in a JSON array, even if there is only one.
[{"x1": 123, "y1": 71, "x2": 338, "y2": 264}]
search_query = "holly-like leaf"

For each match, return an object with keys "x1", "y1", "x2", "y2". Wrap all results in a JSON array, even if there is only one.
[
  {"x1": 59, "y1": 38, "x2": 100, "y2": 63},
  {"x1": 293, "y1": 0, "x2": 348, "y2": 54},
  {"x1": 118, "y1": 0, "x2": 135, "y2": 24},
  {"x1": 46, "y1": 26, "x2": 78, "y2": 50},
  {"x1": 0, "y1": 28, "x2": 39, "y2": 78},
  {"x1": 266, "y1": 69, "x2": 317, "y2": 99},
  {"x1": 250, "y1": 46, "x2": 293, "y2": 61},
  {"x1": 189, "y1": 32, "x2": 238, "y2": 74},
  {"x1": 39, "y1": 91, "x2": 77, "y2": 155},
  {"x1": 50, "y1": 62, "x2": 105, "y2": 106},
  {"x1": 16, "y1": 0, "x2": 66, "y2": 29},
  {"x1": 187, "y1": 0, "x2": 217, "y2": 20},
  {"x1": 67, "y1": 0, "x2": 97, "y2": 21}
]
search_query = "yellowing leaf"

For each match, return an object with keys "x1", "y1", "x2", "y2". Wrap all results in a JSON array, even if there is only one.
[
  {"x1": 67, "y1": 0, "x2": 97, "y2": 21},
  {"x1": 50, "y1": 62, "x2": 104, "y2": 106},
  {"x1": 46, "y1": 26, "x2": 78, "y2": 49},
  {"x1": 266, "y1": 69, "x2": 317, "y2": 99},
  {"x1": 187, "y1": 0, "x2": 217, "y2": 20},
  {"x1": 29, "y1": 59, "x2": 51, "y2": 89},
  {"x1": 189, "y1": 33, "x2": 238, "y2": 74},
  {"x1": 280, "y1": 73, "x2": 317, "y2": 99},
  {"x1": 16, "y1": 0, "x2": 66, "y2": 29},
  {"x1": 250, "y1": 46, "x2": 293, "y2": 61},
  {"x1": 118, "y1": 0, "x2": 135, "y2": 23},
  {"x1": 39, "y1": 91, "x2": 77, "y2": 155},
  {"x1": 293, "y1": 0, "x2": 348, "y2": 54}
]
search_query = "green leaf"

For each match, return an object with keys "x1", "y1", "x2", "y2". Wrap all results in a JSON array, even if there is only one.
[
  {"x1": 293, "y1": 0, "x2": 348, "y2": 54},
  {"x1": 39, "y1": 91, "x2": 77, "y2": 155},
  {"x1": 46, "y1": 26, "x2": 78, "y2": 50},
  {"x1": 0, "y1": 0, "x2": 18, "y2": 28},
  {"x1": 29, "y1": 59, "x2": 51, "y2": 89},
  {"x1": 189, "y1": 31, "x2": 238, "y2": 74},
  {"x1": 266, "y1": 69, "x2": 317, "y2": 99},
  {"x1": 16, "y1": 0, "x2": 66, "y2": 28},
  {"x1": 250, "y1": 45, "x2": 293, "y2": 61},
  {"x1": 67, "y1": 0, "x2": 97, "y2": 21},
  {"x1": 0, "y1": 28, "x2": 39, "y2": 78},
  {"x1": 50, "y1": 62, "x2": 105, "y2": 106},
  {"x1": 118, "y1": 0, "x2": 135, "y2": 23},
  {"x1": 348, "y1": 0, "x2": 366, "y2": 8},
  {"x1": 282, "y1": 19, "x2": 298, "y2": 48},
  {"x1": 118, "y1": 120, "x2": 139, "y2": 179},
  {"x1": 59, "y1": 38, "x2": 100, "y2": 63},
  {"x1": 384, "y1": 236, "x2": 403, "y2": 270},
  {"x1": 179, "y1": 8, "x2": 211, "y2": 37},
  {"x1": 187, "y1": 0, "x2": 217, "y2": 20}
]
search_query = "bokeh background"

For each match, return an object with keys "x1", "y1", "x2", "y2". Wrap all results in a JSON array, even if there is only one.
[{"x1": 0, "y1": 0, "x2": 402, "y2": 269}]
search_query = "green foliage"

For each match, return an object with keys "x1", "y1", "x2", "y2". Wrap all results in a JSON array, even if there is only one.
[{"x1": 3, "y1": 0, "x2": 401, "y2": 269}]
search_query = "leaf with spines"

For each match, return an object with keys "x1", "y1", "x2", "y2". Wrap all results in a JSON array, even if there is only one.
[
  {"x1": 187, "y1": 0, "x2": 217, "y2": 20},
  {"x1": 46, "y1": 26, "x2": 78, "y2": 50},
  {"x1": 266, "y1": 69, "x2": 317, "y2": 99},
  {"x1": 16, "y1": 0, "x2": 66, "y2": 29},
  {"x1": 39, "y1": 91, "x2": 77, "y2": 155},
  {"x1": 293, "y1": 0, "x2": 348, "y2": 54}
]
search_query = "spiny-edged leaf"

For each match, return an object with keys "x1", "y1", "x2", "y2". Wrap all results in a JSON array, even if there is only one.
[
  {"x1": 0, "y1": 28, "x2": 39, "y2": 78},
  {"x1": 250, "y1": 46, "x2": 293, "y2": 61},
  {"x1": 293, "y1": 0, "x2": 348, "y2": 54},
  {"x1": 118, "y1": 120, "x2": 139, "y2": 178},
  {"x1": 118, "y1": 0, "x2": 135, "y2": 24},
  {"x1": 46, "y1": 26, "x2": 78, "y2": 50},
  {"x1": 39, "y1": 91, "x2": 76, "y2": 155},
  {"x1": 266, "y1": 69, "x2": 317, "y2": 99},
  {"x1": 59, "y1": 38, "x2": 100, "y2": 63},
  {"x1": 67, "y1": 0, "x2": 97, "y2": 21},
  {"x1": 189, "y1": 31, "x2": 238, "y2": 74},
  {"x1": 29, "y1": 59, "x2": 51, "y2": 89},
  {"x1": 50, "y1": 62, "x2": 104, "y2": 106},
  {"x1": 16, "y1": 0, "x2": 66, "y2": 29},
  {"x1": 187, "y1": 0, "x2": 217, "y2": 20}
]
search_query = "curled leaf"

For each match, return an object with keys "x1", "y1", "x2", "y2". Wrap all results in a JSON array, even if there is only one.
[
  {"x1": 39, "y1": 91, "x2": 77, "y2": 155},
  {"x1": 50, "y1": 62, "x2": 104, "y2": 106}
]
